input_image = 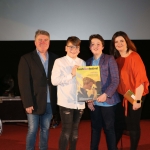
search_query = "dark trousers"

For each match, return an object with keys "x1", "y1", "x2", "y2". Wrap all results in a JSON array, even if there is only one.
[
  {"x1": 90, "y1": 105, "x2": 117, "y2": 150},
  {"x1": 115, "y1": 95, "x2": 146, "y2": 150},
  {"x1": 59, "y1": 106, "x2": 84, "y2": 150},
  {"x1": 115, "y1": 102, "x2": 125, "y2": 146}
]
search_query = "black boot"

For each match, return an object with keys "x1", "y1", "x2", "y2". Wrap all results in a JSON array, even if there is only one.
[{"x1": 129, "y1": 130, "x2": 140, "y2": 150}]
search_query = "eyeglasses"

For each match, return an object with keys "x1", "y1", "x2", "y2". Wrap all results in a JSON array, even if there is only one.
[{"x1": 67, "y1": 45, "x2": 80, "y2": 50}]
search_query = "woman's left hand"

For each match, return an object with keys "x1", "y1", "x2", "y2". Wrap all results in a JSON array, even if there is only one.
[{"x1": 133, "y1": 102, "x2": 141, "y2": 110}]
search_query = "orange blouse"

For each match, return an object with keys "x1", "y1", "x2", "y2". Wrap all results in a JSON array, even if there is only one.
[{"x1": 116, "y1": 52, "x2": 149, "y2": 115}]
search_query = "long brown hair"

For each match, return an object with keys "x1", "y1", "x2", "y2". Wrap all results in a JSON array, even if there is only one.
[{"x1": 110, "y1": 31, "x2": 137, "y2": 58}]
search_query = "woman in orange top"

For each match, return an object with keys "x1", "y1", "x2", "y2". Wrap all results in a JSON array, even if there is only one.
[{"x1": 110, "y1": 31, "x2": 149, "y2": 150}]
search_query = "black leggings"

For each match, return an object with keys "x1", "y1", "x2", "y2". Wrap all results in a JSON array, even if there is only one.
[{"x1": 115, "y1": 95, "x2": 146, "y2": 131}]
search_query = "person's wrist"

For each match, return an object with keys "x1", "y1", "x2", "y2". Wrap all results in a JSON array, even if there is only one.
[
  {"x1": 136, "y1": 100, "x2": 142, "y2": 103},
  {"x1": 104, "y1": 93, "x2": 110, "y2": 98}
]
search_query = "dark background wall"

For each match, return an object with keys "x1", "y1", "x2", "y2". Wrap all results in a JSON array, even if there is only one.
[{"x1": 0, "y1": 40, "x2": 150, "y2": 120}]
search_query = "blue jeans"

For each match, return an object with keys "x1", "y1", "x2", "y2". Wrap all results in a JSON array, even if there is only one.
[
  {"x1": 90, "y1": 105, "x2": 116, "y2": 150},
  {"x1": 59, "y1": 106, "x2": 84, "y2": 150},
  {"x1": 26, "y1": 103, "x2": 52, "y2": 150}
]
